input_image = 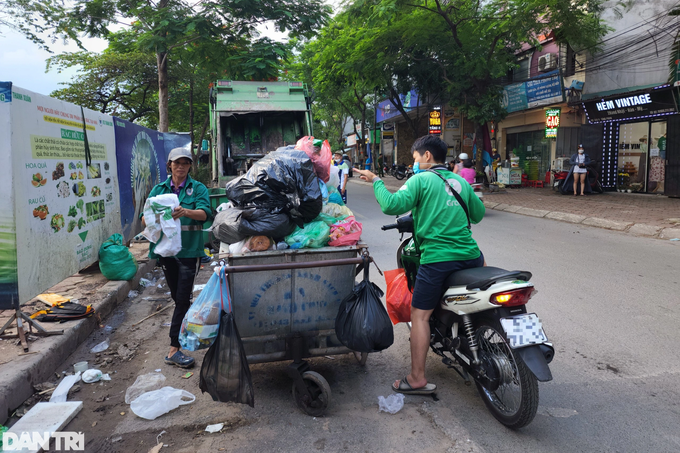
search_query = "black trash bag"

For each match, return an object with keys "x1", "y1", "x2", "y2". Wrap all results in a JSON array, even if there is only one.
[
  {"x1": 199, "y1": 309, "x2": 254, "y2": 407},
  {"x1": 238, "y1": 207, "x2": 296, "y2": 240},
  {"x1": 211, "y1": 207, "x2": 250, "y2": 245},
  {"x1": 335, "y1": 266, "x2": 394, "y2": 353},
  {"x1": 224, "y1": 150, "x2": 322, "y2": 226}
]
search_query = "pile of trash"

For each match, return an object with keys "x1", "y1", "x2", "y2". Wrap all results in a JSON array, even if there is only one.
[{"x1": 211, "y1": 137, "x2": 362, "y2": 252}]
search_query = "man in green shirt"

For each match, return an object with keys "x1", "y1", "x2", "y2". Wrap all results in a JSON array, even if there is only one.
[
  {"x1": 142, "y1": 147, "x2": 212, "y2": 368},
  {"x1": 355, "y1": 135, "x2": 485, "y2": 395}
]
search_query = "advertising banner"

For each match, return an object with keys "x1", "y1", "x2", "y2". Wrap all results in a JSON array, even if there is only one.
[
  {"x1": 8, "y1": 85, "x2": 121, "y2": 305},
  {"x1": 502, "y1": 71, "x2": 564, "y2": 113},
  {"x1": 0, "y1": 82, "x2": 19, "y2": 309},
  {"x1": 113, "y1": 118, "x2": 169, "y2": 243},
  {"x1": 582, "y1": 86, "x2": 678, "y2": 124},
  {"x1": 377, "y1": 90, "x2": 419, "y2": 123}
]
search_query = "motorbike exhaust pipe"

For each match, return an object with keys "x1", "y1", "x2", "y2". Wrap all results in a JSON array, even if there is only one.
[{"x1": 539, "y1": 343, "x2": 555, "y2": 364}]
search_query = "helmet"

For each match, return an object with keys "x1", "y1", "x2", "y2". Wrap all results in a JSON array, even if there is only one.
[
  {"x1": 458, "y1": 153, "x2": 469, "y2": 160},
  {"x1": 167, "y1": 147, "x2": 193, "y2": 163}
]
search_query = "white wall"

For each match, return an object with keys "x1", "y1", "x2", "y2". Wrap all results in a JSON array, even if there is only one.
[{"x1": 584, "y1": 0, "x2": 679, "y2": 94}]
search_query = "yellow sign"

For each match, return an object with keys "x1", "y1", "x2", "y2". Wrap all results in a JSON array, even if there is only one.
[{"x1": 44, "y1": 115, "x2": 96, "y2": 131}]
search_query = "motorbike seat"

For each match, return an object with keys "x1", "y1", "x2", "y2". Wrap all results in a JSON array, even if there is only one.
[{"x1": 444, "y1": 266, "x2": 532, "y2": 291}]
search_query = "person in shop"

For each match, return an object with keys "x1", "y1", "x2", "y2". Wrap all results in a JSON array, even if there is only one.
[
  {"x1": 334, "y1": 151, "x2": 350, "y2": 203},
  {"x1": 354, "y1": 135, "x2": 485, "y2": 395},
  {"x1": 141, "y1": 148, "x2": 212, "y2": 368},
  {"x1": 561, "y1": 144, "x2": 592, "y2": 196}
]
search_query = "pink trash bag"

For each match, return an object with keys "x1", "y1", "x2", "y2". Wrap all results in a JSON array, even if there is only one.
[
  {"x1": 295, "y1": 136, "x2": 332, "y2": 183},
  {"x1": 328, "y1": 217, "x2": 362, "y2": 247}
]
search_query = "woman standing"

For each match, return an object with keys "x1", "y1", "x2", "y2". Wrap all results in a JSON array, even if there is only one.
[
  {"x1": 142, "y1": 148, "x2": 212, "y2": 368},
  {"x1": 570, "y1": 145, "x2": 590, "y2": 196},
  {"x1": 459, "y1": 158, "x2": 476, "y2": 184}
]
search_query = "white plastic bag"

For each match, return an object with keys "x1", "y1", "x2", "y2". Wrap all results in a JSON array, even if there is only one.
[
  {"x1": 82, "y1": 369, "x2": 103, "y2": 383},
  {"x1": 125, "y1": 372, "x2": 167, "y2": 404},
  {"x1": 327, "y1": 165, "x2": 340, "y2": 189},
  {"x1": 90, "y1": 338, "x2": 110, "y2": 353},
  {"x1": 378, "y1": 394, "x2": 404, "y2": 414},
  {"x1": 142, "y1": 193, "x2": 182, "y2": 257},
  {"x1": 49, "y1": 372, "x2": 81, "y2": 403},
  {"x1": 130, "y1": 387, "x2": 196, "y2": 420}
]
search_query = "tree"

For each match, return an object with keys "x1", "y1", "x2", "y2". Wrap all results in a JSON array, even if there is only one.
[
  {"x1": 372, "y1": 0, "x2": 610, "y2": 168},
  {"x1": 0, "y1": 0, "x2": 73, "y2": 51},
  {"x1": 64, "y1": 0, "x2": 330, "y2": 132}
]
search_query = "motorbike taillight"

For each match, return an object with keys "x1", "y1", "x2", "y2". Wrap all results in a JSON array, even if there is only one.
[{"x1": 490, "y1": 287, "x2": 535, "y2": 307}]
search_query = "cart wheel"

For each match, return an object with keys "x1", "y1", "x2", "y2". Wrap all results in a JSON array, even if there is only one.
[
  {"x1": 353, "y1": 351, "x2": 368, "y2": 366},
  {"x1": 292, "y1": 371, "x2": 331, "y2": 416}
]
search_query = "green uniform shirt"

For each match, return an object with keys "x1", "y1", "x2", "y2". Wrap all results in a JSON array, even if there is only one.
[
  {"x1": 373, "y1": 168, "x2": 485, "y2": 264},
  {"x1": 143, "y1": 175, "x2": 212, "y2": 259}
]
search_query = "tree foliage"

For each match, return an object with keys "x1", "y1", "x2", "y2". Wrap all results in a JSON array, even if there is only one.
[{"x1": 0, "y1": 0, "x2": 73, "y2": 51}]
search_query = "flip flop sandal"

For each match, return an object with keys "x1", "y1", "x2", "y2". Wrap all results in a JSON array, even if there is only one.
[
  {"x1": 392, "y1": 376, "x2": 436, "y2": 395},
  {"x1": 165, "y1": 350, "x2": 195, "y2": 369}
]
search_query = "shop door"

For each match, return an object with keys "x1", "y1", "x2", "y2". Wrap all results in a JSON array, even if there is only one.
[
  {"x1": 617, "y1": 122, "x2": 649, "y2": 191},
  {"x1": 648, "y1": 122, "x2": 667, "y2": 193},
  {"x1": 507, "y1": 130, "x2": 550, "y2": 181}
]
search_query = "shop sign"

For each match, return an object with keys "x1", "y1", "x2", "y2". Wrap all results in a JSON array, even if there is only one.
[
  {"x1": 429, "y1": 105, "x2": 442, "y2": 135},
  {"x1": 582, "y1": 86, "x2": 678, "y2": 123},
  {"x1": 545, "y1": 108, "x2": 560, "y2": 138},
  {"x1": 501, "y1": 70, "x2": 564, "y2": 113},
  {"x1": 377, "y1": 90, "x2": 419, "y2": 122}
]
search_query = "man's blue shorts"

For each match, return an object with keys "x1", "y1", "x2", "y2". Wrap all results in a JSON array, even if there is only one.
[{"x1": 411, "y1": 253, "x2": 485, "y2": 311}]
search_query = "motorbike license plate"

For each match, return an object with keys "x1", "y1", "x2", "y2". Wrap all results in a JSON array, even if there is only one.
[{"x1": 500, "y1": 314, "x2": 548, "y2": 348}]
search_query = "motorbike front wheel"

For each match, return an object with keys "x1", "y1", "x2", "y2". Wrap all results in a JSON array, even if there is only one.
[
  {"x1": 474, "y1": 319, "x2": 539, "y2": 429},
  {"x1": 395, "y1": 172, "x2": 405, "y2": 180}
]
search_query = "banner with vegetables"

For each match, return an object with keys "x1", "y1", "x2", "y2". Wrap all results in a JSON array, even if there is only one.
[{"x1": 9, "y1": 85, "x2": 121, "y2": 305}]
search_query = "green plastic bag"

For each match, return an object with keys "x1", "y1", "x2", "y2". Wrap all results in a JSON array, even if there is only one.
[
  {"x1": 284, "y1": 221, "x2": 330, "y2": 249},
  {"x1": 99, "y1": 233, "x2": 138, "y2": 280}
]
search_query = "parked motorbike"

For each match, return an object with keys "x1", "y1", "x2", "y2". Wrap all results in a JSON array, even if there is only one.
[
  {"x1": 551, "y1": 169, "x2": 568, "y2": 193},
  {"x1": 395, "y1": 164, "x2": 414, "y2": 180},
  {"x1": 382, "y1": 214, "x2": 554, "y2": 429}
]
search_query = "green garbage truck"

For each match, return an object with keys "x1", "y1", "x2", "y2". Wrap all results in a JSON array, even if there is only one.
[{"x1": 209, "y1": 80, "x2": 313, "y2": 185}]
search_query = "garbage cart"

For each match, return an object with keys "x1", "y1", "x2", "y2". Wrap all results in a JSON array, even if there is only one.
[{"x1": 223, "y1": 244, "x2": 372, "y2": 416}]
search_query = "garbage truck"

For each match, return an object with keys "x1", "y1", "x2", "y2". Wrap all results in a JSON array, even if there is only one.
[{"x1": 209, "y1": 80, "x2": 313, "y2": 185}]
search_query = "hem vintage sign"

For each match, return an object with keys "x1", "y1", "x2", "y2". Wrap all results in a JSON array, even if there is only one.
[{"x1": 583, "y1": 85, "x2": 679, "y2": 124}]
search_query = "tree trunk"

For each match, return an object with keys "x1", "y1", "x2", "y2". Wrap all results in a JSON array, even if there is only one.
[
  {"x1": 189, "y1": 75, "x2": 196, "y2": 173},
  {"x1": 475, "y1": 123, "x2": 484, "y2": 173},
  {"x1": 157, "y1": 51, "x2": 169, "y2": 132}
]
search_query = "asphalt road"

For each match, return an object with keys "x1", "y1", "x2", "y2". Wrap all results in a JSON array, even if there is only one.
[{"x1": 50, "y1": 180, "x2": 680, "y2": 452}]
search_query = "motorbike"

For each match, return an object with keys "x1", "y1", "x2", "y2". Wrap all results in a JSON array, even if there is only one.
[
  {"x1": 382, "y1": 214, "x2": 554, "y2": 429},
  {"x1": 395, "y1": 164, "x2": 414, "y2": 180},
  {"x1": 551, "y1": 169, "x2": 569, "y2": 193}
]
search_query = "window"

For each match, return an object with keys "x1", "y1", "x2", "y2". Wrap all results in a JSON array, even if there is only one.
[{"x1": 513, "y1": 55, "x2": 531, "y2": 82}]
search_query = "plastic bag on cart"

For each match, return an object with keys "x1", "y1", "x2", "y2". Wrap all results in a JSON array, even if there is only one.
[
  {"x1": 328, "y1": 217, "x2": 362, "y2": 247},
  {"x1": 211, "y1": 207, "x2": 249, "y2": 245},
  {"x1": 179, "y1": 268, "x2": 229, "y2": 351},
  {"x1": 327, "y1": 167, "x2": 340, "y2": 190},
  {"x1": 224, "y1": 149, "x2": 322, "y2": 225},
  {"x1": 295, "y1": 136, "x2": 332, "y2": 183},
  {"x1": 335, "y1": 265, "x2": 394, "y2": 353},
  {"x1": 323, "y1": 203, "x2": 352, "y2": 220},
  {"x1": 319, "y1": 179, "x2": 329, "y2": 204},
  {"x1": 384, "y1": 268, "x2": 412, "y2": 324},
  {"x1": 284, "y1": 220, "x2": 330, "y2": 249},
  {"x1": 238, "y1": 207, "x2": 295, "y2": 239},
  {"x1": 199, "y1": 289, "x2": 254, "y2": 407}
]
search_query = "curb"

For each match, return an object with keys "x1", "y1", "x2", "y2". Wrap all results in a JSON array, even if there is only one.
[
  {"x1": 0, "y1": 258, "x2": 157, "y2": 424},
  {"x1": 483, "y1": 200, "x2": 679, "y2": 240}
]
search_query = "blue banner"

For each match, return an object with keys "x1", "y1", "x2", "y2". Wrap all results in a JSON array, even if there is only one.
[
  {"x1": 0, "y1": 81, "x2": 12, "y2": 103},
  {"x1": 113, "y1": 118, "x2": 169, "y2": 243},
  {"x1": 502, "y1": 71, "x2": 563, "y2": 113},
  {"x1": 377, "y1": 90, "x2": 419, "y2": 123}
]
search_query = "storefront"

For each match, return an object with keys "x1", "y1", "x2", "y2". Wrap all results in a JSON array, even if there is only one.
[{"x1": 582, "y1": 85, "x2": 679, "y2": 195}]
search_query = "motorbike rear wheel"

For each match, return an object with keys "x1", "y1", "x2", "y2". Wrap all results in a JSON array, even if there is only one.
[
  {"x1": 395, "y1": 172, "x2": 405, "y2": 180},
  {"x1": 474, "y1": 319, "x2": 539, "y2": 429}
]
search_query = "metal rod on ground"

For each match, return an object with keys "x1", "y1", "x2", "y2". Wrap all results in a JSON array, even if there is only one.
[{"x1": 132, "y1": 304, "x2": 175, "y2": 327}]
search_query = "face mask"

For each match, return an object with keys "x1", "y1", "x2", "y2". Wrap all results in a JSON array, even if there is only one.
[
  {"x1": 578, "y1": 149, "x2": 584, "y2": 154},
  {"x1": 413, "y1": 162, "x2": 423, "y2": 174}
]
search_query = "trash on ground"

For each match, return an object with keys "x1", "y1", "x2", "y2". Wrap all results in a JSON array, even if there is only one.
[
  {"x1": 148, "y1": 444, "x2": 163, "y2": 453},
  {"x1": 111, "y1": 436, "x2": 123, "y2": 443},
  {"x1": 36, "y1": 293, "x2": 70, "y2": 306},
  {"x1": 670, "y1": 238, "x2": 679, "y2": 241},
  {"x1": 4, "y1": 402, "x2": 82, "y2": 446},
  {"x1": 31, "y1": 301, "x2": 95, "y2": 322},
  {"x1": 205, "y1": 423, "x2": 224, "y2": 433},
  {"x1": 73, "y1": 361, "x2": 88, "y2": 373},
  {"x1": 181, "y1": 372, "x2": 194, "y2": 379},
  {"x1": 101, "y1": 373, "x2": 111, "y2": 381},
  {"x1": 139, "y1": 278, "x2": 154, "y2": 287},
  {"x1": 49, "y1": 372, "x2": 82, "y2": 403},
  {"x1": 125, "y1": 373, "x2": 167, "y2": 404},
  {"x1": 90, "y1": 338, "x2": 110, "y2": 353},
  {"x1": 192, "y1": 284, "x2": 206, "y2": 292},
  {"x1": 99, "y1": 233, "x2": 139, "y2": 281},
  {"x1": 378, "y1": 394, "x2": 405, "y2": 414},
  {"x1": 130, "y1": 387, "x2": 196, "y2": 420},
  {"x1": 161, "y1": 322, "x2": 171, "y2": 327},
  {"x1": 128, "y1": 290, "x2": 140, "y2": 299},
  {"x1": 82, "y1": 369, "x2": 103, "y2": 383}
]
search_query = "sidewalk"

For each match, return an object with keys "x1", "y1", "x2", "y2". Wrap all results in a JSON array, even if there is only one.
[
  {"x1": 350, "y1": 176, "x2": 680, "y2": 240},
  {"x1": 0, "y1": 243, "x2": 156, "y2": 424}
]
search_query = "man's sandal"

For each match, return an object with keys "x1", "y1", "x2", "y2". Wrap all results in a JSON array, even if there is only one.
[{"x1": 392, "y1": 376, "x2": 436, "y2": 395}]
